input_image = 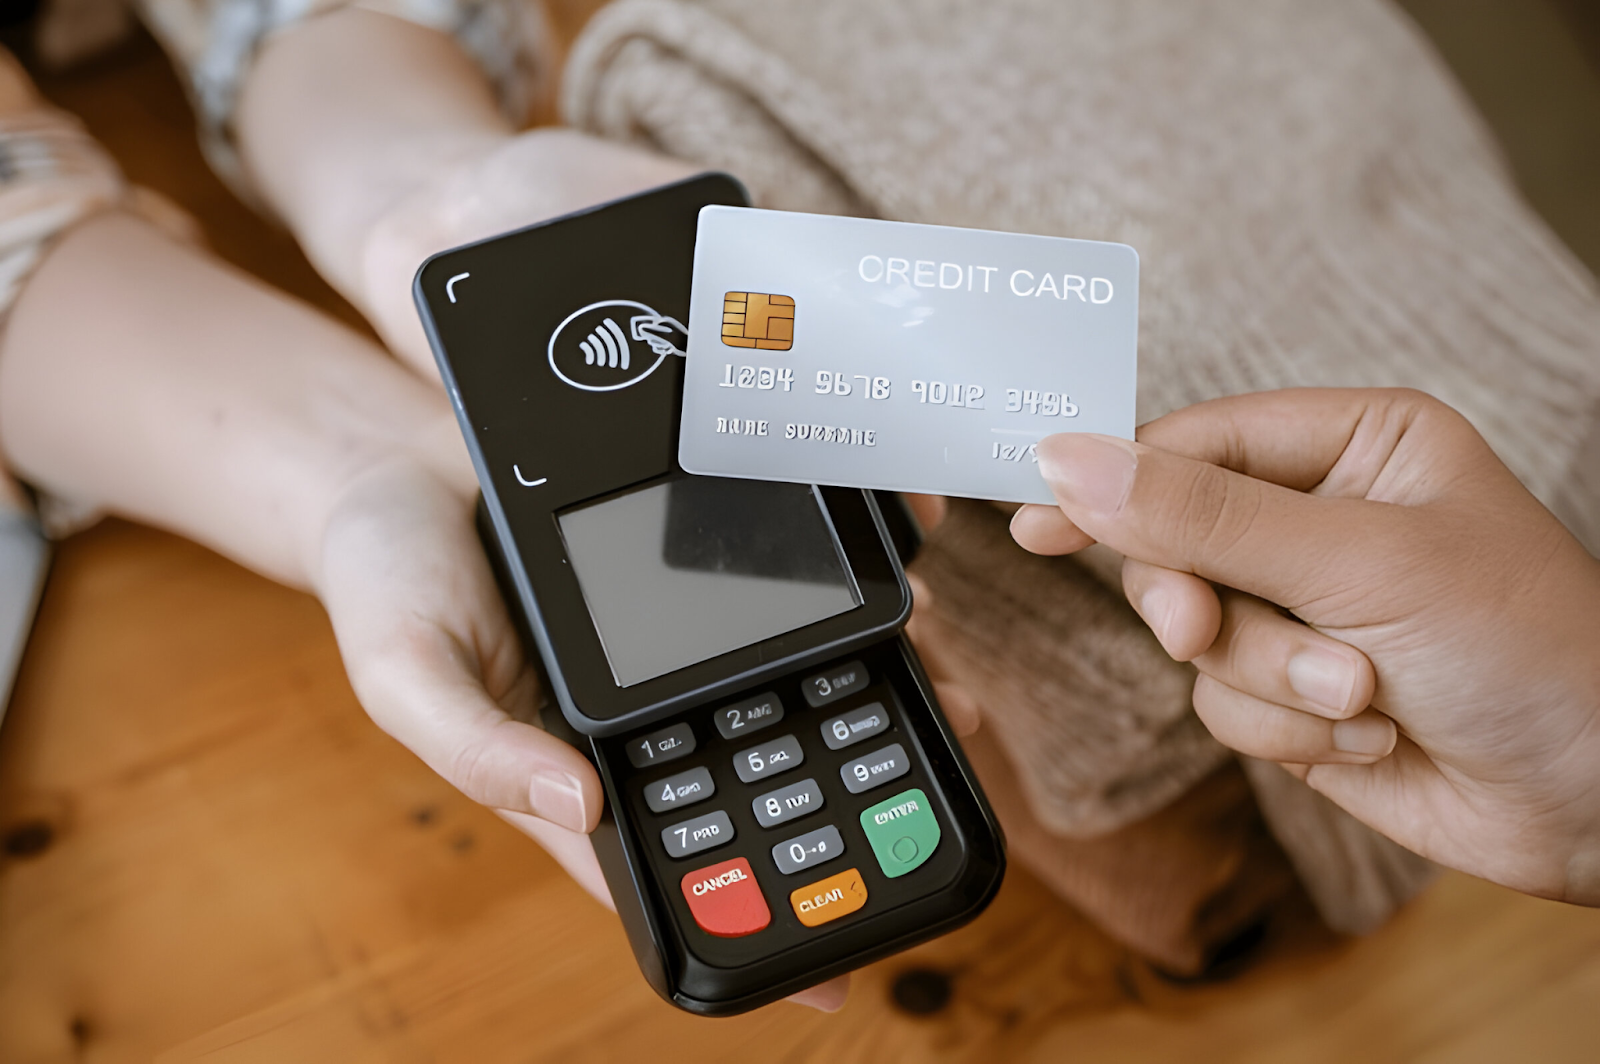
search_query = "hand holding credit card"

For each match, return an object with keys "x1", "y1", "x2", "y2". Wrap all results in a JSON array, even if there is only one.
[{"x1": 679, "y1": 207, "x2": 1138, "y2": 505}]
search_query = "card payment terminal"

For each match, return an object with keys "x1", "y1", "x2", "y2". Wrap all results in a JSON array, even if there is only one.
[{"x1": 414, "y1": 174, "x2": 1005, "y2": 1016}]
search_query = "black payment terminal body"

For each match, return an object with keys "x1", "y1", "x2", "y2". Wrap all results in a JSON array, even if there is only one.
[{"x1": 414, "y1": 174, "x2": 1005, "y2": 1016}]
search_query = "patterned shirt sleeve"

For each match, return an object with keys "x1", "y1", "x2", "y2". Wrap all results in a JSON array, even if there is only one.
[
  {"x1": 0, "y1": 49, "x2": 201, "y2": 536},
  {"x1": 0, "y1": 52, "x2": 125, "y2": 326}
]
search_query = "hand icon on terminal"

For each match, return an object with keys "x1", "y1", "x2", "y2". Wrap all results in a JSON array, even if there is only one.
[{"x1": 630, "y1": 314, "x2": 688, "y2": 358}]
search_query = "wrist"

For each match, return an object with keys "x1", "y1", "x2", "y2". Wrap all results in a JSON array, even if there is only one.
[
  {"x1": 1567, "y1": 844, "x2": 1600, "y2": 906},
  {"x1": 351, "y1": 128, "x2": 700, "y2": 372},
  {"x1": 310, "y1": 449, "x2": 462, "y2": 598},
  {"x1": 1562, "y1": 664, "x2": 1600, "y2": 905},
  {"x1": 303, "y1": 403, "x2": 476, "y2": 597}
]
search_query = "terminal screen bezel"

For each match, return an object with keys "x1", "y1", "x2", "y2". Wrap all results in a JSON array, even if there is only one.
[
  {"x1": 531, "y1": 474, "x2": 908, "y2": 729},
  {"x1": 416, "y1": 174, "x2": 911, "y2": 733}
]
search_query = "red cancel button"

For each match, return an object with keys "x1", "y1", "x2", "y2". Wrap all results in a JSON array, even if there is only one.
[{"x1": 681, "y1": 857, "x2": 771, "y2": 937}]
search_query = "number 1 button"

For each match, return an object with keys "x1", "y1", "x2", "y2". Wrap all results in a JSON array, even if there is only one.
[{"x1": 627, "y1": 722, "x2": 695, "y2": 769}]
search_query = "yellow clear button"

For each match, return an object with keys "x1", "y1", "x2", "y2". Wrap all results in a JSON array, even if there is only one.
[{"x1": 789, "y1": 867, "x2": 868, "y2": 928}]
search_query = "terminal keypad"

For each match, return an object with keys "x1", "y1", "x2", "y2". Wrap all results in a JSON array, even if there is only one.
[{"x1": 616, "y1": 649, "x2": 951, "y2": 954}]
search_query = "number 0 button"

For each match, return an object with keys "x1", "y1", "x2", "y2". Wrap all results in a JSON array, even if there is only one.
[
  {"x1": 772, "y1": 825, "x2": 844, "y2": 875},
  {"x1": 734, "y1": 734, "x2": 804, "y2": 784}
]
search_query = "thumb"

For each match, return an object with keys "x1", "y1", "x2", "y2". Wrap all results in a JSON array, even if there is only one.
[{"x1": 1035, "y1": 433, "x2": 1384, "y2": 607}]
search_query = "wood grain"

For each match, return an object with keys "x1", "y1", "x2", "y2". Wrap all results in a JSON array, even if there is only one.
[
  {"x1": 2, "y1": 13, "x2": 1598, "y2": 1063},
  {"x1": 3, "y1": 520, "x2": 1597, "y2": 1062}
]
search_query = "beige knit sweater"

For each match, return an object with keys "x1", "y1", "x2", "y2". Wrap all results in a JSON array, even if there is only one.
[{"x1": 561, "y1": 0, "x2": 1600, "y2": 933}]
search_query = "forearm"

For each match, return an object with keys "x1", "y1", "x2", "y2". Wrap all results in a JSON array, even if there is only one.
[
  {"x1": 0, "y1": 210, "x2": 467, "y2": 589},
  {"x1": 235, "y1": 8, "x2": 510, "y2": 307},
  {"x1": 235, "y1": 9, "x2": 694, "y2": 371}
]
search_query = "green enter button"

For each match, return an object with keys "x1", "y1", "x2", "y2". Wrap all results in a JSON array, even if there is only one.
[{"x1": 860, "y1": 788, "x2": 941, "y2": 878}]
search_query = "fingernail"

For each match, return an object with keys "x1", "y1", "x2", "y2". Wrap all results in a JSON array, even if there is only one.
[
  {"x1": 1139, "y1": 584, "x2": 1176, "y2": 646},
  {"x1": 1036, "y1": 435, "x2": 1137, "y2": 514},
  {"x1": 1287, "y1": 648, "x2": 1356, "y2": 716},
  {"x1": 529, "y1": 769, "x2": 589, "y2": 832},
  {"x1": 1332, "y1": 714, "x2": 1397, "y2": 758}
]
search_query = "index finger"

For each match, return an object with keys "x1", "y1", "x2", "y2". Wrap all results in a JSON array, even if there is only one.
[
  {"x1": 1033, "y1": 433, "x2": 1396, "y2": 610},
  {"x1": 1135, "y1": 387, "x2": 1468, "y2": 500}
]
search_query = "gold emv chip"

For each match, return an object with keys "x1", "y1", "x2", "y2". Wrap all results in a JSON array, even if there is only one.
[{"x1": 721, "y1": 292, "x2": 795, "y2": 350}]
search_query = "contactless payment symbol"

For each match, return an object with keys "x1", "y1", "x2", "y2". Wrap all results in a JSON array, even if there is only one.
[
  {"x1": 548, "y1": 299, "x2": 687, "y2": 392},
  {"x1": 721, "y1": 291, "x2": 794, "y2": 351}
]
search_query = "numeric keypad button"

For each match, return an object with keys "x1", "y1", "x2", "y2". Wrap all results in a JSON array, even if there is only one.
[
  {"x1": 661, "y1": 809, "x2": 735, "y2": 859},
  {"x1": 626, "y1": 722, "x2": 696, "y2": 769},
  {"x1": 733, "y1": 734, "x2": 804, "y2": 784},
  {"x1": 790, "y1": 867, "x2": 868, "y2": 927},
  {"x1": 680, "y1": 857, "x2": 770, "y2": 937},
  {"x1": 752, "y1": 778, "x2": 825, "y2": 828},
  {"x1": 860, "y1": 788, "x2": 941, "y2": 878},
  {"x1": 772, "y1": 825, "x2": 845, "y2": 875},
  {"x1": 713, "y1": 692, "x2": 785, "y2": 739},
  {"x1": 840, "y1": 742, "x2": 910, "y2": 794},
  {"x1": 643, "y1": 766, "x2": 715, "y2": 814},
  {"x1": 821, "y1": 702, "x2": 890, "y2": 750},
  {"x1": 801, "y1": 660, "x2": 867, "y2": 708}
]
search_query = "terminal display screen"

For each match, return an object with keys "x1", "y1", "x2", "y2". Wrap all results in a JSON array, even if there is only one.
[{"x1": 559, "y1": 477, "x2": 861, "y2": 687}]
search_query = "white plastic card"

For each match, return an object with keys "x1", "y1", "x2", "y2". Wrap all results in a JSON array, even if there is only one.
[{"x1": 678, "y1": 207, "x2": 1138, "y2": 504}]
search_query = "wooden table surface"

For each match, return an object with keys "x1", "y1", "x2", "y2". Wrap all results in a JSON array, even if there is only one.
[{"x1": 2, "y1": 14, "x2": 1599, "y2": 1063}]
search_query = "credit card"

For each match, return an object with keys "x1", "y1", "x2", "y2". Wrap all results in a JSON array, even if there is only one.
[{"x1": 678, "y1": 207, "x2": 1138, "y2": 505}]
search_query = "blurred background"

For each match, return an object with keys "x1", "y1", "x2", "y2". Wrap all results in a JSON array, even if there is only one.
[{"x1": 0, "y1": 0, "x2": 1595, "y2": 1060}]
